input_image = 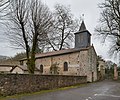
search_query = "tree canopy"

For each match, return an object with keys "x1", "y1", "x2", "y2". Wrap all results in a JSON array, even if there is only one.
[
  {"x1": 0, "y1": 0, "x2": 79, "y2": 74},
  {"x1": 95, "y1": 0, "x2": 120, "y2": 57}
]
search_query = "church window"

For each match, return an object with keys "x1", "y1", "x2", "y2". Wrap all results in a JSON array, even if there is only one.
[
  {"x1": 64, "y1": 62, "x2": 68, "y2": 71},
  {"x1": 40, "y1": 64, "x2": 43, "y2": 73}
]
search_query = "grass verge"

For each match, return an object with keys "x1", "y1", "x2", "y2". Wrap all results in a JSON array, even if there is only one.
[{"x1": 0, "y1": 84, "x2": 87, "y2": 100}]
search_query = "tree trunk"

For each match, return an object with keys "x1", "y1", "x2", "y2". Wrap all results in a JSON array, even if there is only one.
[{"x1": 29, "y1": 32, "x2": 38, "y2": 74}]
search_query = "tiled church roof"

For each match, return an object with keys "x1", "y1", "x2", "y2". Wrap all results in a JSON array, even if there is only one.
[{"x1": 20, "y1": 46, "x2": 91, "y2": 61}]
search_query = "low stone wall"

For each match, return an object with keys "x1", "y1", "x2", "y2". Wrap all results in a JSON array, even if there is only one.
[{"x1": 0, "y1": 74, "x2": 87, "y2": 96}]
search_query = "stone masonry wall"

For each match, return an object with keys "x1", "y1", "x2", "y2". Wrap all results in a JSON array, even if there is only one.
[
  {"x1": 0, "y1": 74, "x2": 87, "y2": 96},
  {"x1": 35, "y1": 52, "x2": 80, "y2": 75}
]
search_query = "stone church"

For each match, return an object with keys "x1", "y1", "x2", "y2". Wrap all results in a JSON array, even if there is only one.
[{"x1": 20, "y1": 21, "x2": 97, "y2": 82}]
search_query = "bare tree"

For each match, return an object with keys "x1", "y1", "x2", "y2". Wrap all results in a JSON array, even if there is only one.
[
  {"x1": 0, "y1": 0, "x2": 9, "y2": 11},
  {"x1": 6, "y1": 0, "x2": 53, "y2": 74},
  {"x1": 47, "y1": 4, "x2": 78, "y2": 51},
  {"x1": 0, "y1": 0, "x2": 9, "y2": 6},
  {"x1": 95, "y1": 0, "x2": 120, "y2": 57},
  {"x1": 29, "y1": 0, "x2": 53, "y2": 73},
  {"x1": 6, "y1": 0, "x2": 31, "y2": 71},
  {"x1": 0, "y1": 0, "x2": 10, "y2": 18}
]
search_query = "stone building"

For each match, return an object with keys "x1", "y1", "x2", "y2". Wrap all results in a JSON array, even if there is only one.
[
  {"x1": 0, "y1": 59, "x2": 22, "y2": 74},
  {"x1": 97, "y1": 60, "x2": 107, "y2": 80},
  {"x1": 0, "y1": 64, "x2": 40, "y2": 74},
  {"x1": 20, "y1": 21, "x2": 97, "y2": 82},
  {"x1": 0, "y1": 65, "x2": 23, "y2": 74}
]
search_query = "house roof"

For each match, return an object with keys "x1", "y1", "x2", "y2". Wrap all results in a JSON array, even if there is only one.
[
  {"x1": 0, "y1": 65, "x2": 18, "y2": 72},
  {"x1": 0, "y1": 64, "x2": 40, "y2": 72},
  {"x1": 17, "y1": 65, "x2": 40, "y2": 71},
  {"x1": 20, "y1": 46, "x2": 92, "y2": 61},
  {"x1": 0, "y1": 65, "x2": 15, "y2": 67}
]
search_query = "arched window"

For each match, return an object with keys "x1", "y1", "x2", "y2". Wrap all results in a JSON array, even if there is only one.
[
  {"x1": 40, "y1": 64, "x2": 43, "y2": 73},
  {"x1": 64, "y1": 62, "x2": 68, "y2": 71}
]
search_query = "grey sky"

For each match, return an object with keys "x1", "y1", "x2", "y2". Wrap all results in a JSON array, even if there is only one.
[{"x1": 0, "y1": 0, "x2": 116, "y2": 63}]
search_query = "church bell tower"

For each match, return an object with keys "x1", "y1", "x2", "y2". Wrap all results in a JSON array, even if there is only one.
[{"x1": 74, "y1": 21, "x2": 91, "y2": 48}]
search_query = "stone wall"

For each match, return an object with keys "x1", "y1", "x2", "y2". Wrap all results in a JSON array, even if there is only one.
[
  {"x1": 0, "y1": 74, "x2": 87, "y2": 96},
  {"x1": 35, "y1": 52, "x2": 80, "y2": 75}
]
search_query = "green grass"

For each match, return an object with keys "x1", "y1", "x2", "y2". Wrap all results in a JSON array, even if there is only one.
[{"x1": 0, "y1": 84, "x2": 87, "y2": 100}]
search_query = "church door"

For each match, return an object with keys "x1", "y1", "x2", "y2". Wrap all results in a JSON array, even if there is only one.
[{"x1": 92, "y1": 72, "x2": 94, "y2": 82}]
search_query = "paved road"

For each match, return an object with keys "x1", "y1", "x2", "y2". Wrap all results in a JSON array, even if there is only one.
[{"x1": 8, "y1": 80, "x2": 120, "y2": 100}]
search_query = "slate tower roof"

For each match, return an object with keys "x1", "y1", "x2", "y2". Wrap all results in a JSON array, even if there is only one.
[
  {"x1": 74, "y1": 21, "x2": 91, "y2": 48},
  {"x1": 79, "y1": 21, "x2": 87, "y2": 31}
]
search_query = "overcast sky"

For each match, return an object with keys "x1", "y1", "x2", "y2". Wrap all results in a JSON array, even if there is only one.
[{"x1": 0, "y1": 0, "x2": 118, "y2": 63}]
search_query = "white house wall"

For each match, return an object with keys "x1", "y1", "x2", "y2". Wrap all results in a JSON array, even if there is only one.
[{"x1": 12, "y1": 67, "x2": 24, "y2": 74}]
